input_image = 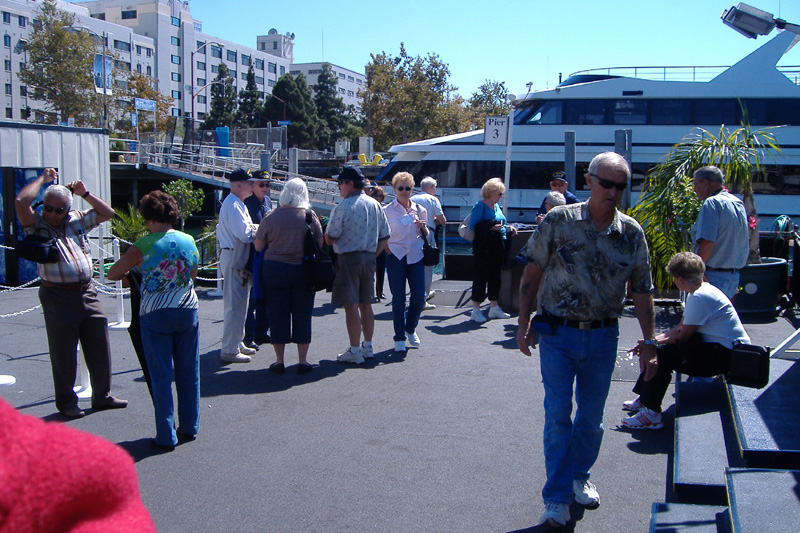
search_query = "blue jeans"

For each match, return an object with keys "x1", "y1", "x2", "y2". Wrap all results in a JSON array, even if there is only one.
[
  {"x1": 243, "y1": 289, "x2": 270, "y2": 342},
  {"x1": 539, "y1": 323, "x2": 619, "y2": 504},
  {"x1": 261, "y1": 260, "x2": 315, "y2": 344},
  {"x1": 386, "y1": 253, "x2": 425, "y2": 341},
  {"x1": 140, "y1": 307, "x2": 200, "y2": 447},
  {"x1": 704, "y1": 269, "x2": 739, "y2": 300}
]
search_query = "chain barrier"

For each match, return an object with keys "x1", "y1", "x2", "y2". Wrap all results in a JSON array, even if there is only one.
[{"x1": 0, "y1": 304, "x2": 42, "y2": 319}]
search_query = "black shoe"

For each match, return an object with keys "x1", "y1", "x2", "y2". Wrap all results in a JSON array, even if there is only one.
[
  {"x1": 269, "y1": 362, "x2": 285, "y2": 374},
  {"x1": 254, "y1": 335, "x2": 271, "y2": 345},
  {"x1": 92, "y1": 396, "x2": 128, "y2": 410},
  {"x1": 243, "y1": 339, "x2": 259, "y2": 350},
  {"x1": 176, "y1": 431, "x2": 197, "y2": 444},
  {"x1": 298, "y1": 363, "x2": 313, "y2": 374},
  {"x1": 60, "y1": 406, "x2": 85, "y2": 419},
  {"x1": 150, "y1": 438, "x2": 175, "y2": 452}
]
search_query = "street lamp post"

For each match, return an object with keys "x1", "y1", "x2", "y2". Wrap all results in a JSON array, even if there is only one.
[
  {"x1": 722, "y1": 3, "x2": 800, "y2": 38},
  {"x1": 190, "y1": 41, "x2": 223, "y2": 123}
]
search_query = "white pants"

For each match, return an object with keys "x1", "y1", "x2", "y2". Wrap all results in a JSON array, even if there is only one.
[{"x1": 220, "y1": 249, "x2": 251, "y2": 354}]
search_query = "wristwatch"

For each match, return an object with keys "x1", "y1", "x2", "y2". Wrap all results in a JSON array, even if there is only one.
[
  {"x1": 82, "y1": 190, "x2": 91, "y2": 198},
  {"x1": 642, "y1": 339, "x2": 659, "y2": 346}
]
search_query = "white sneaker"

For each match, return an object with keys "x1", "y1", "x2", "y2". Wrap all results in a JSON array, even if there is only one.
[
  {"x1": 337, "y1": 348, "x2": 365, "y2": 365},
  {"x1": 394, "y1": 341, "x2": 407, "y2": 352},
  {"x1": 361, "y1": 342, "x2": 374, "y2": 360},
  {"x1": 238, "y1": 342, "x2": 257, "y2": 356},
  {"x1": 573, "y1": 479, "x2": 600, "y2": 507},
  {"x1": 622, "y1": 397, "x2": 644, "y2": 411},
  {"x1": 540, "y1": 502, "x2": 570, "y2": 528},
  {"x1": 488, "y1": 306, "x2": 511, "y2": 319},
  {"x1": 621, "y1": 407, "x2": 664, "y2": 429},
  {"x1": 221, "y1": 352, "x2": 251, "y2": 364},
  {"x1": 426, "y1": 290, "x2": 435, "y2": 301},
  {"x1": 407, "y1": 331, "x2": 420, "y2": 347},
  {"x1": 471, "y1": 308, "x2": 487, "y2": 323},
  {"x1": 423, "y1": 302, "x2": 436, "y2": 310}
]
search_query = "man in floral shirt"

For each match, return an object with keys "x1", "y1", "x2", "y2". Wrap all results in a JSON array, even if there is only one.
[{"x1": 516, "y1": 152, "x2": 656, "y2": 528}]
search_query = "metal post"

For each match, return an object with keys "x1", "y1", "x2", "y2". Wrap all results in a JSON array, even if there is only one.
[
  {"x1": 288, "y1": 148, "x2": 299, "y2": 177},
  {"x1": 108, "y1": 238, "x2": 130, "y2": 330},
  {"x1": 615, "y1": 129, "x2": 633, "y2": 209},
  {"x1": 502, "y1": 104, "x2": 515, "y2": 217},
  {"x1": 565, "y1": 131, "x2": 576, "y2": 190}
]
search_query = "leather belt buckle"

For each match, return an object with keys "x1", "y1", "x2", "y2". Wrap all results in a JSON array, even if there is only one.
[{"x1": 578, "y1": 321, "x2": 593, "y2": 330}]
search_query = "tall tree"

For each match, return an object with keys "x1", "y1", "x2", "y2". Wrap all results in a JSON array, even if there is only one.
[
  {"x1": 163, "y1": 179, "x2": 205, "y2": 231},
  {"x1": 115, "y1": 72, "x2": 174, "y2": 135},
  {"x1": 203, "y1": 62, "x2": 237, "y2": 130},
  {"x1": 361, "y1": 44, "x2": 470, "y2": 151},
  {"x1": 469, "y1": 79, "x2": 511, "y2": 128},
  {"x1": 261, "y1": 74, "x2": 321, "y2": 149},
  {"x1": 236, "y1": 65, "x2": 260, "y2": 129},
  {"x1": 313, "y1": 63, "x2": 347, "y2": 150},
  {"x1": 17, "y1": 0, "x2": 102, "y2": 126}
]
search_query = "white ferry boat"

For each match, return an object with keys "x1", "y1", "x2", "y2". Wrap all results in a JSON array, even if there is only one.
[{"x1": 377, "y1": 31, "x2": 800, "y2": 227}]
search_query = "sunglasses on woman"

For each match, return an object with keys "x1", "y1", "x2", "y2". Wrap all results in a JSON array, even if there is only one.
[
  {"x1": 44, "y1": 205, "x2": 66, "y2": 215},
  {"x1": 396, "y1": 186, "x2": 412, "y2": 192},
  {"x1": 589, "y1": 173, "x2": 627, "y2": 191},
  {"x1": 255, "y1": 182, "x2": 270, "y2": 187}
]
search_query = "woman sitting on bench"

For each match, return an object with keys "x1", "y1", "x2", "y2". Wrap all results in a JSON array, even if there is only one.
[{"x1": 622, "y1": 251, "x2": 750, "y2": 430}]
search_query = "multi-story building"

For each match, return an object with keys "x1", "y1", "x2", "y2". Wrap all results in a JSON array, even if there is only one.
[
  {"x1": 291, "y1": 62, "x2": 364, "y2": 113},
  {"x1": 1, "y1": 0, "x2": 154, "y2": 122}
]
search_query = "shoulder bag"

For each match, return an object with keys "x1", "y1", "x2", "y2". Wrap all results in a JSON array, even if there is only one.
[
  {"x1": 302, "y1": 210, "x2": 336, "y2": 292},
  {"x1": 458, "y1": 214, "x2": 474, "y2": 242},
  {"x1": 726, "y1": 342, "x2": 770, "y2": 389},
  {"x1": 14, "y1": 228, "x2": 60, "y2": 264}
]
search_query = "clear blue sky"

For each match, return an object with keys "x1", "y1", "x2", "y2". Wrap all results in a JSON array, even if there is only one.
[{"x1": 187, "y1": 0, "x2": 800, "y2": 97}]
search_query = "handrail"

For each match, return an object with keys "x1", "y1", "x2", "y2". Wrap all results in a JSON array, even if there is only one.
[{"x1": 567, "y1": 64, "x2": 800, "y2": 83}]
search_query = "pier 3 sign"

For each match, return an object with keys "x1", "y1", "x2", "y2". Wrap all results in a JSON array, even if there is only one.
[{"x1": 484, "y1": 116, "x2": 509, "y2": 145}]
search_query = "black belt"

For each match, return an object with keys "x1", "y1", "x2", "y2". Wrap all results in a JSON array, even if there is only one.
[
  {"x1": 543, "y1": 314, "x2": 618, "y2": 330},
  {"x1": 707, "y1": 267, "x2": 737, "y2": 273}
]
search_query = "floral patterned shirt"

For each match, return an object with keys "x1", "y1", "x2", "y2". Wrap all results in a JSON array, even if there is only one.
[
  {"x1": 520, "y1": 202, "x2": 653, "y2": 320},
  {"x1": 134, "y1": 230, "x2": 199, "y2": 315}
]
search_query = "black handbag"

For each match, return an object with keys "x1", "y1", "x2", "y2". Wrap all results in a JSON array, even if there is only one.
[
  {"x1": 726, "y1": 342, "x2": 770, "y2": 389},
  {"x1": 14, "y1": 229, "x2": 60, "y2": 264},
  {"x1": 422, "y1": 240, "x2": 440, "y2": 266},
  {"x1": 302, "y1": 210, "x2": 336, "y2": 292}
]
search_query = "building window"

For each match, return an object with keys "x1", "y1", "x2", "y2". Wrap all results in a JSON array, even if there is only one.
[
  {"x1": 347, "y1": 90, "x2": 354, "y2": 97},
  {"x1": 339, "y1": 88, "x2": 345, "y2": 94},
  {"x1": 2, "y1": 34, "x2": 10, "y2": 47},
  {"x1": 92, "y1": 13, "x2": 105, "y2": 21},
  {"x1": 121, "y1": 10, "x2": 137, "y2": 19},
  {"x1": 171, "y1": 36, "x2": 180, "y2": 46},
  {"x1": 115, "y1": 60, "x2": 131, "y2": 71},
  {"x1": 146, "y1": 48, "x2": 152, "y2": 57},
  {"x1": 2, "y1": 12, "x2": 11, "y2": 24},
  {"x1": 197, "y1": 77, "x2": 206, "y2": 86},
  {"x1": 210, "y1": 45, "x2": 221, "y2": 58},
  {"x1": 348, "y1": 75, "x2": 354, "y2": 82},
  {"x1": 356, "y1": 79, "x2": 363, "y2": 85},
  {"x1": 273, "y1": 42, "x2": 277, "y2": 50},
  {"x1": 171, "y1": 90, "x2": 181, "y2": 100},
  {"x1": 113, "y1": 40, "x2": 130, "y2": 52},
  {"x1": 211, "y1": 64, "x2": 219, "y2": 74},
  {"x1": 290, "y1": 70, "x2": 300, "y2": 75},
  {"x1": 339, "y1": 73, "x2": 345, "y2": 79},
  {"x1": 171, "y1": 108, "x2": 180, "y2": 116},
  {"x1": 136, "y1": 63, "x2": 141, "y2": 73},
  {"x1": 197, "y1": 95, "x2": 206, "y2": 104},
  {"x1": 196, "y1": 41, "x2": 205, "y2": 52},
  {"x1": 241, "y1": 54, "x2": 250, "y2": 66},
  {"x1": 240, "y1": 72, "x2": 247, "y2": 81},
  {"x1": 5, "y1": 108, "x2": 11, "y2": 119},
  {"x1": 171, "y1": 72, "x2": 181, "y2": 82},
  {"x1": 171, "y1": 55, "x2": 180, "y2": 65},
  {"x1": 308, "y1": 69, "x2": 321, "y2": 75},
  {"x1": 197, "y1": 112, "x2": 206, "y2": 120},
  {"x1": 230, "y1": 70, "x2": 237, "y2": 79},
  {"x1": 268, "y1": 79, "x2": 275, "y2": 87},
  {"x1": 268, "y1": 62, "x2": 276, "y2": 74},
  {"x1": 4, "y1": 83, "x2": 10, "y2": 95},
  {"x1": 18, "y1": 15, "x2": 26, "y2": 27},
  {"x1": 255, "y1": 76, "x2": 264, "y2": 85},
  {"x1": 4, "y1": 59, "x2": 11, "y2": 71},
  {"x1": 18, "y1": 61, "x2": 24, "y2": 71},
  {"x1": 280, "y1": 66, "x2": 285, "y2": 75},
  {"x1": 171, "y1": 16, "x2": 180, "y2": 26},
  {"x1": 19, "y1": 85, "x2": 25, "y2": 96},
  {"x1": 193, "y1": 22, "x2": 202, "y2": 32},
  {"x1": 146, "y1": 65, "x2": 152, "y2": 76},
  {"x1": 255, "y1": 58, "x2": 263, "y2": 70},
  {"x1": 196, "y1": 61, "x2": 205, "y2": 71},
  {"x1": 226, "y1": 50, "x2": 237, "y2": 62},
  {"x1": 136, "y1": 45, "x2": 142, "y2": 55}
]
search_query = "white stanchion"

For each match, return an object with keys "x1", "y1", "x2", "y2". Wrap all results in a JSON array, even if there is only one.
[
  {"x1": 73, "y1": 345, "x2": 92, "y2": 399},
  {"x1": 208, "y1": 246, "x2": 223, "y2": 297},
  {"x1": 0, "y1": 375, "x2": 16, "y2": 386},
  {"x1": 107, "y1": 238, "x2": 130, "y2": 330},
  {"x1": 98, "y1": 223, "x2": 106, "y2": 285}
]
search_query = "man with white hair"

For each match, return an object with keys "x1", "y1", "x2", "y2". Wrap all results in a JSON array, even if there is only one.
[
  {"x1": 15, "y1": 168, "x2": 127, "y2": 418},
  {"x1": 411, "y1": 176, "x2": 446, "y2": 308},
  {"x1": 217, "y1": 168, "x2": 261, "y2": 363}
]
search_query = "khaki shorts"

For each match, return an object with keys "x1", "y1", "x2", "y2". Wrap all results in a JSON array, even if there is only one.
[{"x1": 331, "y1": 251, "x2": 376, "y2": 306}]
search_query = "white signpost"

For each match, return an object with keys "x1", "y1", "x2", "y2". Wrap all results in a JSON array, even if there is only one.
[{"x1": 484, "y1": 116, "x2": 509, "y2": 146}]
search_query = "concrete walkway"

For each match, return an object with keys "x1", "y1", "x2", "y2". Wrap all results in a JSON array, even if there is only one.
[{"x1": 0, "y1": 279, "x2": 796, "y2": 532}]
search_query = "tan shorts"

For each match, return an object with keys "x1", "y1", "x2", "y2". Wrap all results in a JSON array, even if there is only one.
[{"x1": 331, "y1": 252, "x2": 376, "y2": 306}]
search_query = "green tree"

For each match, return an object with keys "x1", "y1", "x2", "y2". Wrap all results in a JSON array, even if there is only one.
[
  {"x1": 468, "y1": 79, "x2": 511, "y2": 129},
  {"x1": 115, "y1": 72, "x2": 174, "y2": 135},
  {"x1": 261, "y1": 74, "x2": 321, "y2": 149},
  {"x1": 631, "y1": 124, "x2": 780, "y2": 290},
  {"x1": 203, "y1": 62, "x2": 237, "y2": 130},
  {"x1": 236, "y1": 65, "x2": 260, "y2": 129},
  {"x1": 17, "y1": 0, "x2": 102, "y2": 126},
  {"x1": 163, "y1": 179, "x2": 205, "y2": 230},
  {"x1": 313, "y1": 63, "x2": 348, "y2": 150},
  {"x1": 361, "y1": 44, "x2": 470, "y2": 151}
]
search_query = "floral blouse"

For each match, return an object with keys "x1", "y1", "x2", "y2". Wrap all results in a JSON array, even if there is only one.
[{"x1": 133, "y1": 230, "x2": 199, "y2": 316}]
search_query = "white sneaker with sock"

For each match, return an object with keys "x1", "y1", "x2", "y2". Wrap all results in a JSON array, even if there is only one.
[
  {"x1": 361, "y1": 341, "x2": 374, "y2": 359},
  {"x1": 471, "y1": 308, "x2": 487, "y2": 323},
  {"x1": 488, "y1": 306, "x2": 511, "y2": 319},
  {"x1": 337, "y1": 347, "x2": 365, "y2": 364}
]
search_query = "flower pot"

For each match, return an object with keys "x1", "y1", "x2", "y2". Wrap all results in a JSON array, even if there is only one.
[{"x1": 734, "y1": 257, "x2": 787, "y2": 316}]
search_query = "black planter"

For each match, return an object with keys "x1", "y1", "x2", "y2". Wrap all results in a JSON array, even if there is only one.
[{"x1": 734, "y1": 257, "x2": 788, "y2": 316}]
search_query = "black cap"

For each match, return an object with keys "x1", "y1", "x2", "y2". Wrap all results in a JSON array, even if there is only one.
[
  {"x1": 253, "y1": 169, "x2": 271, "y2": 180},
  {"x1": 229, "y1": 168, "x2": 258, "y2": 182},
  {"x1": 337, "y1": 166, "x2": 365, "y2": 187}
]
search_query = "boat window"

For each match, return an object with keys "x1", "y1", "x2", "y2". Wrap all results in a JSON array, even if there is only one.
[
  {"x1": 564, "y1": 100, "x2": 606, "y2": 125},
  {"x1": 740, "y1": 99, "x2": 766, "y2": 125},
  {"x1": 694, "y1": 99, "x2": 736, "y2": 125},
  {"x1": 764, "y1": 99, "x2": 800, "y2": 125},
  {"x1": 651, "y1": 100, "x2": 692, "y2": 125},
  {"x1": 522, "y1": 101, "x2": 563, "y2": 125},
  {"x1": 611, "y1": 99, "x2": 647, "y2": 125}
]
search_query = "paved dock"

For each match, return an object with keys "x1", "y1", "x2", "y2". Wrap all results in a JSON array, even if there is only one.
[{"x1": 1, "y1": 279, "x2": 797, "y2": 532}]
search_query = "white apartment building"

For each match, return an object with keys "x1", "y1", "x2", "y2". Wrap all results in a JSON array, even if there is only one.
[
  {"x1": 291, "y1": 62, "x2": 364, "y2": 113},
  {"x1": 1, "y1": 0, "x2": 154, "y2": 122}
]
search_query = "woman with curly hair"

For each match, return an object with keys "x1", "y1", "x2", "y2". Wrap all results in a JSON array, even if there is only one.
[{"x1": 109, "y1": 190, "x2": 200, "y2": 450}]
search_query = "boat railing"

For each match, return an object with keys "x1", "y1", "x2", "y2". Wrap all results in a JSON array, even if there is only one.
[{"x1": 568, "y1": 64, "x2": 800, "y2": 84}]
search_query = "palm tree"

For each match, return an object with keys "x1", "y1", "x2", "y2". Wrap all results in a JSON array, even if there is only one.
[{"x1": 630, "y1": 124, "x2": 781, "y2": 291}]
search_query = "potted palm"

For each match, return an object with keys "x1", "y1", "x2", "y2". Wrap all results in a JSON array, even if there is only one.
[{"x1": 631, "y1": 123, "x2": 786, "y2": 314}]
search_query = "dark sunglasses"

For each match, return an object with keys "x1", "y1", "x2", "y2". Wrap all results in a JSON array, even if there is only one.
[
  {"x1": 396, "y1": 186, "x2": 412, "y2": 192},
  {"x1": 44, "y1": 205, "x2": 66, "y2": 215},
  {"x1": 255, "y1": 182, "x2": 269, "y2": 187},
  {"x1": 589, "y1": 173, "x2": 627, "y2": 191}
]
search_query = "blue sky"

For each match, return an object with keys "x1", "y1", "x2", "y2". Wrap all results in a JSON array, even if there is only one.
[{"x1": 187, "y1": 0, "x2": 800, "y2": 98}]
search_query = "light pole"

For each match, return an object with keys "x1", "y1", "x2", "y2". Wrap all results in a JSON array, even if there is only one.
[
  {"x1": 190, "y1": 41, "x2": 223, "y2": 123},
  {"x1": 722, "y1": 3, "x2": 800, "y2": 38}
]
